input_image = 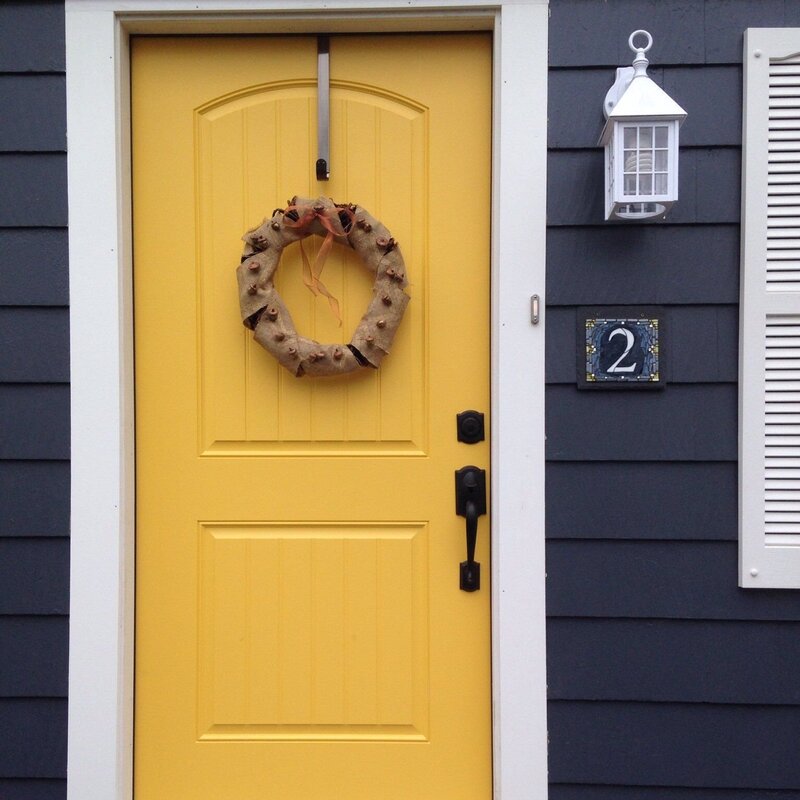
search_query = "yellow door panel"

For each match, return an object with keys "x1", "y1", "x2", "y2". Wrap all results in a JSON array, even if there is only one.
[{"x1": 133, "y1": 34, "x2": 492, "y2": 799}]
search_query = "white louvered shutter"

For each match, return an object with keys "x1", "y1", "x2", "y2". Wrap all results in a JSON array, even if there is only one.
[{"x1": 741, "y1": 29, "x2": 800, "y2": 587}]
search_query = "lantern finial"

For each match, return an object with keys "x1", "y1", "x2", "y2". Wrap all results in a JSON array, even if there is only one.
[{"x1": 629, "y1": 30, "x2": 652, "y2": 77}]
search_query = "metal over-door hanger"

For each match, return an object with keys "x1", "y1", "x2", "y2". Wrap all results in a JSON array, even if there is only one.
[{"x1": 316, "y1": 36, "x2": 330, "y2": 181}]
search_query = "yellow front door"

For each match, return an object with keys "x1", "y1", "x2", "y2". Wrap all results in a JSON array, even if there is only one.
[{"x1": 133, "y1": 33, "x2": 492, "y2": 799}]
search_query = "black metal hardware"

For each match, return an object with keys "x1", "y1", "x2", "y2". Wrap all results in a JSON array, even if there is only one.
[
  {"x1": 457, "y1": 410, "x2": 485, "y2": 444},
  {"x1": 455, "y1": 465, "x2": 486, "y2": 592}
]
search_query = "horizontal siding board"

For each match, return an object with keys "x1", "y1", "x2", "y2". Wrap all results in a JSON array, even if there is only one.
[
  {"x1": 0, "y1": 539, "x2": 69, "y2": 615},
  {"x1": 0, "y1": 308, "x2": 69, "y2": 382},
  {"x1": 0, "y1": 781, "x2": 66, "y2": 800},
  {"x1": 550, "y1": 0, "x2": 798, "y2": 67},
  {"x1": 546, "y1": 384, "x2": 736, "y2": 461},
  {"x1": 0, "y1": 617, "x2": 67, "y2": 697},
  {"x1": 703, "y1": 0, "x2": 786, "y2": 63},
  {"x1": 547, "y1": 618, "x2": 800, "y2": 704},
  {"x1": 549, "y1": 0, "x2": 705, "y2": 67},
  {"x1": 547, "y1": 540, "x2": 800, "y2": 620},
  {"x1": 546, "y1": 225, "x2": 740, "y2": 306},
  {"x1": 548, "y1": 700, "x2": 800, "y2": 789},
  {"x1": 0, "y1": 2, "x2": 65, "y2": 73},
  {"x1": 0, "y1": 699, "x2": 66, "y2": 778},
  {"x1": 0, "y1": 76, "x2": 66, "y2": 152},
  {"x1": 663, "y1": 66, "x2": 742, "y2": 146},
  {"x1": 0, "y1": 229, "x2": 68, "y2": 306},
  {"x1": 546, "y1": 462, "x2": 736, "y2": 541},
  {"x1": 0, "y1": 155, "x2": 67, "y2": 227},
  {"x1": 549, "y1": 67, "x2": 741, "y2": 149},
  {"x1": 0, "y1": 461, "x2": 69, "y2": 537},
  {"x1": 550, "y1": 788, "x2": 800, "y2": 800},
  {"x1": 547, "y1": 148, "x2": 740, "y2": 226},
  {"x1": 547, "y1": 306, "x2": 737, "y2": 384},
  {"x1": 0, "y1": 385, "x2": 69, "y2": 460}
]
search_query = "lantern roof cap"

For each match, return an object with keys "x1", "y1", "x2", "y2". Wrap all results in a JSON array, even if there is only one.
[{"x1": 609, "y1": 71, "x2": 687, "y2": 121}]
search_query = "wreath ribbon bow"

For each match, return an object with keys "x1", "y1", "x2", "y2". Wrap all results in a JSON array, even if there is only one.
[{"x1": 282, "y1": 203, "x2": 355, "y2": 326}]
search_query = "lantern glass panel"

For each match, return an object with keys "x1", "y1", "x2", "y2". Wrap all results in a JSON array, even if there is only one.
[{"x1": 619, "y1": 123, "x2": 672, "y2": 199}]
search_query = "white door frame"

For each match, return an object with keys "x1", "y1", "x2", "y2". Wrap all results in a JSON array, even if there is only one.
[{"x1": 65, "y1": 2, "x2": 548, "y2": 798}]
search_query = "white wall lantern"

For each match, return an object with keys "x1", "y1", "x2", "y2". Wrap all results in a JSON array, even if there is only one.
[{"x1": 599, "y1": 30, "x2": 687, "y2": 221}]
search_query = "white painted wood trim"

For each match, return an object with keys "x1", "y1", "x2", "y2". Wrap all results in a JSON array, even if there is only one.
[
  {"x1": 490, "y1": 5, "x2": 549, "y2": 796},
  {"x1": 65, "y1": 3, "x2": 549, "y2": 798}
]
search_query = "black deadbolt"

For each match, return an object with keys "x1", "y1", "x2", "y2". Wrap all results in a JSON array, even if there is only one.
[{"x1": 457, "y1": 410, "x2": 485, "y2": 444}]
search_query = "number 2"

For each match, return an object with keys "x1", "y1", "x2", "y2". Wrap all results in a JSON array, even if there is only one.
[{"x1": 606, "y1": 327, "x2": 637, "y2": 373}]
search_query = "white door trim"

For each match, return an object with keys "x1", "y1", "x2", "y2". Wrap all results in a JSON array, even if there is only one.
[{"x1": 65, "y1": 3, "x2": 548, "y2": 798}]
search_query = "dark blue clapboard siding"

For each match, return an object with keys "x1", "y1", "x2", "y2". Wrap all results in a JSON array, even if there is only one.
[
  {"x1": 548, "y1": 148, "x2": 741, "y2": 226},
  {"x1": 547, "y1": 618, "x2": 800, "y2": 704},
  {"x1": 549, "y1": 0, "x2": 706, "y2": 67},
  {"x1": 549, "y1": 0, "x2": 800, "y2": 67},
  {"x1": 0, "y1": 539, "x2": 70, "y2": 615},
  {"x1": 0, "y1": 155, "x2": 68, "y2": 227},
  {"x1": 549, "y1": 66, "x2": 742, "y2": 148},
  {"x1": 0, "y1": 3, "x2": 65, "y2": 73},
  {"x1": 547, "y1": 540, "x2": 800, "y2": 621},
  {"x1": 547, "y1": 305, "x2": 738, "y2": 384},
  {"x1": 0, "y1": 229, "x2": 69, "y2": 306},
  {"x1": 546, "y1": 225, "x2": 740, "y2": 305},
  {"x1": 0, "y1": 76, "x2": 66, "y2": 152},
  {"x1": 546, "y1": 462, "x2": 737, "y2": 540},
  {"x1": 0, "y1": 308, "x2": 69, "y2": 382},
  {"x1": 0, "y1": 781, "x2": 66, "y2": 800},
  {"x1": 0, "y1": 461, "x2": 69, "y2": 537},
  {"x1": 0, "y1": 699, "x2": 67, "y2": 778},
  {"x1": 705, "y1": 0, "x2": 800, "y2": 62},
  {"x1": 547, "y1": 14, "x2": 797, "y2": 800},
  {"x1": 0, "y1": 385, "x2": 70, "y2": 459},
  {"x1": 550, "y1": 788, "x2": 800, "y2": 800},
  {"x1": 548, "y1": 701, "x2": 800, "y2": 789},
  {"x1": 1, "y1": 4, "x2": 69, "y2": 798},
  {"x1": 0, "y1": 617, "x2": 68, "y2": 696},
  {"x1": 546, "y1": 384, "x2": 737, "y2": 461}
]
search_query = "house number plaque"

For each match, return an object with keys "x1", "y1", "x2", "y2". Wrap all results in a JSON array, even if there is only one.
[{"x1": 577, "y1": 306, "x2": 665, "y2": 390}]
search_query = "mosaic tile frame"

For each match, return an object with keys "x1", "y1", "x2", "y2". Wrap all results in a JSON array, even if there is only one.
[{"x1": 577, "y1": 306, "x2": 666, "y2": 390}]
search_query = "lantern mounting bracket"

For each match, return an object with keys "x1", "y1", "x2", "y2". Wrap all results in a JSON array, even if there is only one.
[
  {"x1": 603, "y1": 30, "x2": 653, "y2": 119},
  {"x1": 603, "y1": 66, "x2": 635, "y2": 119}
]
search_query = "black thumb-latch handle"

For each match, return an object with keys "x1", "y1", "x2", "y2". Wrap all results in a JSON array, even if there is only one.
[{"x1": 455, "y1": 466, "x2": 486, "y2": 592}]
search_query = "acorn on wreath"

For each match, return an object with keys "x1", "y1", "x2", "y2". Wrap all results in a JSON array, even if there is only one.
[{"x1": 236, "y1": 196, "x2": 410, "y2": 378}]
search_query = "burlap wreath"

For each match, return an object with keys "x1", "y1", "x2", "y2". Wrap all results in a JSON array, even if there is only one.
[{"x1": 237, "y1": 196, "x2": 410, "y2": 378}]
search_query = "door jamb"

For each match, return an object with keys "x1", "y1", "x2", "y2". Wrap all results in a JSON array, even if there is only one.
[{"x1": 65, "y1": 3, "x2": 549, "y2": 798}]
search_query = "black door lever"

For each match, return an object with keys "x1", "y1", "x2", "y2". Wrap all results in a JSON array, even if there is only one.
[{"x1": 455, "y1": 466, "x2": 487, "y2": 591}]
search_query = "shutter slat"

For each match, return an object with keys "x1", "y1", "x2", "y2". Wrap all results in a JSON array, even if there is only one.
[
  {"x1": 768, "y1": 184, "x2": 800, "y2": 194},
  {"x1": 769, "y1": 173, "x2": 800, "y2": 184},
  {"x1": 766, "y1": 400, "x2": 800, "y2": 411},
  {"x1": 765, "y1": 499, "x2": 800, "y2": 508},
  {"x1": 768, "y1": 163, "x2": 800, "y2": 173}
]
